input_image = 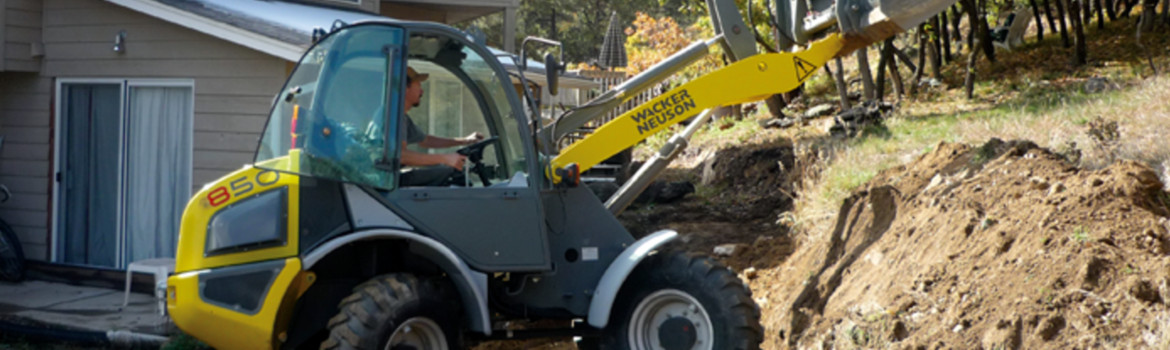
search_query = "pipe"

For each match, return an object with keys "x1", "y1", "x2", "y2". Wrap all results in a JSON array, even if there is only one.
[{"x1": 0, "y1": 320, "x2": 170, "y2": 348}]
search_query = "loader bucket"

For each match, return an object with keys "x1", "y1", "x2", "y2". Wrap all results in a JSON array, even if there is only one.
[{"x1": 837, "y1": 0, "x2": 960, "y2": 55}]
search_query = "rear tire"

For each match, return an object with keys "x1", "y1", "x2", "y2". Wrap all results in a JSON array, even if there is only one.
[
  {"x1": 0, "y1": 219, "x2": 25, "y2": 282},
  {"x1": 321, "y1": 274, "x2": 460, "y2": 350},
  {"x1": 602, "y1": 252, "x2": 762, "y2": 350}
]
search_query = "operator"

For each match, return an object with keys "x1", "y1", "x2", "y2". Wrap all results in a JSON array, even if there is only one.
[{"x1": 398, "y1": 67, "x2": 485, "y2": 185}]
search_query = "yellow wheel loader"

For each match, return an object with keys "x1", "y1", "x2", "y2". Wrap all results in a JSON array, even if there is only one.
[{"x1": 166, "y1": 0, "x2": 957, "y2": 348}]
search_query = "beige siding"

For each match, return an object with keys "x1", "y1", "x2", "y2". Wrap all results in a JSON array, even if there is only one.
[
  {"x1": 3, "y1": 0, "x2": 43, "y2": 72},
  {"x1": 0, "y1": 0, "x2": 289, "y2": 262},
  {"x1": 0, "y1": 72, "x2": 52, "y2": 261}
]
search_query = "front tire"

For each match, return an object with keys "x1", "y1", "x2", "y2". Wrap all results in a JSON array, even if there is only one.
[
  {"x1": 0, "y1": 219, "x2": 25, "y2": 282},
  {"x1": 321, "y1": 274, "x2": 460, "y2": 350},
  {"x1": 603, "y1": 252, "x2": 762, "y2": 350}
]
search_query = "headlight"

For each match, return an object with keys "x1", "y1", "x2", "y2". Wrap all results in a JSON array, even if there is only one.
[{"x1": 206, "y1": 187, "x2": 288, "y2": 256}]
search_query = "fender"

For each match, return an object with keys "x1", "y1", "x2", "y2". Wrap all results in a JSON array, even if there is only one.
[
  {"x1": 302, "y1": 229, "x2": 491, "y2": 335},
  {"x1": 586, "y1": 229, "x2": 678, "y2": 328}
]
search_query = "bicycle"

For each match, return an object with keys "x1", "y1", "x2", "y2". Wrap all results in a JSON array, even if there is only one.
[{"x1": 0, "y1": 135, "x2": 26, "y2": 282}]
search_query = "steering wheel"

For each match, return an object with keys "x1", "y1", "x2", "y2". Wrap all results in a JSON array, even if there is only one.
[{"x1": 455, "y1": 136, "x2": 500, "y2": 186}]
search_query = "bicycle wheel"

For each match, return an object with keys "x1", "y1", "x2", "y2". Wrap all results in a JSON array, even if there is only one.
[{"x1": 0, "y1": 219, "x2": 26, "y2": 282}]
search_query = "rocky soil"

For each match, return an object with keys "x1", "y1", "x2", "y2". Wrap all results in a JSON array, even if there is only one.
[{"x1": 721, "y1": 139, "x2": 1170, "y2": 349}]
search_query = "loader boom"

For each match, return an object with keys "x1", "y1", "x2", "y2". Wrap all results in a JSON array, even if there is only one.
[{"x1": 549, "y1": 34, "x2": 844, "y2": 180}]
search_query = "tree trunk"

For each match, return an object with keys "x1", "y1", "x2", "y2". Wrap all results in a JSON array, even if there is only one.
[
  {"x1": 1055, "y1": 0, "x2": 1073, "y2": 47},
  {"x1": 885, "y1": 38, "x2": 906, "y2": 99},
  {"x1": 1032, "y1": 0, "x2": 1047, "y2": 41},
  {"x1": 895, "y1": 47, "x2": 918, "y2": 73},
  {"x1": 1082, "y1": 0, "x2": 1094, "y2": 26},
  {"x1": 952, "y1": 5, "x2": 965, "y2": 50},
  {"x1": 830, "y1": 59, "x2": 852, "y2": 110},
  {"x1": 1096, "y1": 0, "x2": 1107, "y2": 28},
  {"x1": 876, "y1": 47, "x2": 889, "y2": 101},
  {"x1": 1163, "y1": 0, "x2": 1170, "y2": 25},
  {"x1": 911, "y1": 24, "x2": 928, "y2": 96},
  {"x1": 941, "y1": 11, "x2": 953, "y2": 63},
  {"x1": 1069, "y1": 0, "x2": 1088, "y2": 65},
  {"x1": 857, "y1": 48, "x2": 876, "y2": 101},
  {"x1": 976, "y1": 0, "x2": 997, "y2": 62},
  {"x1": 965, "y1": 47, "x2": 981, "y2": 99},
  {"x1": 1139, "y1": 0, "x2": 1158, "y2": 31},
  {"x1": 929, "y1": 16, "x2": 945, "y2": 73},
  {"x1": 1044, "y1": 0, "x2": 1061, "y2": 34},
  {"x1": 1105, "y1": 0, "x2": 1118, "y2": 19},
  {"x1": 1121, "y1": 0, "x2": 1136, "y2": 17}
]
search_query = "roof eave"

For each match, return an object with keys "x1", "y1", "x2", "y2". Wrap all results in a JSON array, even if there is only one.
[{"x1": 104, "y1": 0, "x2": 306, "y2": 62}]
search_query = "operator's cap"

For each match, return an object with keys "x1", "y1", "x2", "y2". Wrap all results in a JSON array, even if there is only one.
[{"x1": 407, "y1": 67, "x2": 429, "y2": 83}]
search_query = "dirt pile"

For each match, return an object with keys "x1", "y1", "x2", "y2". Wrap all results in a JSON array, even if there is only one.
[{"x1": 743, "y1": 139, "x2": 1170, "y2": 349}]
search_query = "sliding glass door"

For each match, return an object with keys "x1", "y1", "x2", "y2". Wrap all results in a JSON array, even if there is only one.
[{"x1": 55, "y1": 80, "x2": 194, "y2": 268}]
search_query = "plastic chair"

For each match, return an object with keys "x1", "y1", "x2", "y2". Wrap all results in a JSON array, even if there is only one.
[{"x1": 122, "y1": 258, "x2": 175, "y2": 315}]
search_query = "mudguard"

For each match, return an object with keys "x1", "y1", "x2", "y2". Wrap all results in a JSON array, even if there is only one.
[
  {"x1": 586, "y1": 229, "x2": 679, "y2": 328},
  {"x1": 302, "y1": 229, "x2": 492, "y2": 335}
]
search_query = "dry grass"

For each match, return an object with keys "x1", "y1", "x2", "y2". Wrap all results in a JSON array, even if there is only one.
[{"x1": 792, "y1": 70, "x2": 1170, "y2": 241}]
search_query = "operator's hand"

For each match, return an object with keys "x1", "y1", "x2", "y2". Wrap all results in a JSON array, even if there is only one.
[
  {"x1": 440, "y1": 153, "x2": 467, "y2": 170},
  {"x1": 461, "y1": 132, "x2": 485, "y2": 145}
]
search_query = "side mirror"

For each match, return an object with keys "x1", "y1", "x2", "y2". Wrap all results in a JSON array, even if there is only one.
[{"x1": 544, "y1": 53, "x2": 562, "y2": 96}]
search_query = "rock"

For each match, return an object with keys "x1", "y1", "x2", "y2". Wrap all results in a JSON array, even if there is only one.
[
  {"x1": 759, "y1": 117, "x2": 796, "y2": 129},
  {"x1": 1084, "y1": 77, "x2": 1113, "y2": 94},
  {"x1": 714, "y1": 244, "x2": 740, "y2": 256},
  {"x1": 1029, "y1": 176, "x2": 1050, "y2": 190},
  {"x1": 804, "y1": 103, "x2": 835, "y2": 119},
  {"x1": 743, "y1": 267, "x2": 758, "y2": 279},
  {"x1": 981, "y1": 317, "x2": 1022, "y2": 350},
  {"x1": 1047, "y1": 182, "x2": 1066, "y2": 196},
  {"x1": 1035, "y1": 314, "x2": 1065, "y2": 341}
]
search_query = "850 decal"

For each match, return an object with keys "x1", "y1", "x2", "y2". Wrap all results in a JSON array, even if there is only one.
[{"x1": 207, "y1": 170, "x2": 280, "y2": 207}]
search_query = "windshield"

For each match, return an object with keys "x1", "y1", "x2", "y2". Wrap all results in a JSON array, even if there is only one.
[{"x1": 255, "y1": 25, "x2": 405, "y2": 189}]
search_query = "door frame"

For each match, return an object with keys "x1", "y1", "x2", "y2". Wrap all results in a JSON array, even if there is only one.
[{"x1": 51, "y1": 78, "x2": 196, "y2": 267}]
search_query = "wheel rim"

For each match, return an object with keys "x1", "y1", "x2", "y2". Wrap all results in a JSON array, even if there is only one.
[
  {"x1": 384, "y1": 317, "x2": 448, "y2": 350},
  {"x1": 628, "y1": 289, "x2": 714, "y2": 350}
]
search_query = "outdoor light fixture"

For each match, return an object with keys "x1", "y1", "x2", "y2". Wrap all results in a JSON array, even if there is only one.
[{"x1": 113, "y1": 30, "x2": 126, "y2": 53}]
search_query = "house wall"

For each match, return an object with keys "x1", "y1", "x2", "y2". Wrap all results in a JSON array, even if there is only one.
[
  {"x1": 3, "y1": 0, "x2": 44, "y2": 72},
  {"x1": 0, "y1": 72, "x2": 52, "y2": 261},
  {"x1": 0, "y1": 0, "x2": 289, "y2": 262}
]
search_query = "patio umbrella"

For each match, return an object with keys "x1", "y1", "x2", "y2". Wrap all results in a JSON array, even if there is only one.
[{"x1": 598, "y1": 11, "x2": 627, "y2": 70}]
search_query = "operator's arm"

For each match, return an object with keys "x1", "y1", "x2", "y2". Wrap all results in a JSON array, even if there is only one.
[
  {"x1": 402, "y1": 141, "x2": 465, "y2": 169},
  {"x1": 417, "y1": 132, "x2": 484, "y2": 149}
]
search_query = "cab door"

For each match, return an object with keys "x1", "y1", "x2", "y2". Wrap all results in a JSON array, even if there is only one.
[{"x1": 386, "y1": 29, "x2": 549, "y2": 272}]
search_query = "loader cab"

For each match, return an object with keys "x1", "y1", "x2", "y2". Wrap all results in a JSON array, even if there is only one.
[
  {"x1": 256, "y1": 23, "x2": 535, "y2": 190},
  {"x1": 255, "y1": 22, "x2": 550, "y2": 271}
]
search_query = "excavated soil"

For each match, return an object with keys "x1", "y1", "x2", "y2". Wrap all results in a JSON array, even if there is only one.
[
  {"x1": 740, "y1": 139, "x2": 1170, "y2": 349},
  {"x1": 477, "y1": 138, "x2": 1170, "y2": 349}
]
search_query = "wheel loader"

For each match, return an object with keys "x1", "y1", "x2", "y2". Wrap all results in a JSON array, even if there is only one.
[{"x1": 165, "y1": 0, "x2": 957, "y2": 348}]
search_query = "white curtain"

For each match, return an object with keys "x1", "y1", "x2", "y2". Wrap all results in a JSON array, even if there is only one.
[{"x1": 125, "y1": 86, "x2": 192, "y2": 262}]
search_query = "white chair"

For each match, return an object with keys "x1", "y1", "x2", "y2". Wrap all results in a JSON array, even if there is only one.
[
  {"x1": 122, "y1": 258, "x2": 175, "y2": 315},
  {"x1": 993, "y1": 8, "x2": 1033, "y2": 51}
]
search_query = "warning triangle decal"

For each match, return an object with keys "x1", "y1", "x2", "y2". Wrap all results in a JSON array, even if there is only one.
[{"x1": 793, "y1": 56, "x2": 817, "y2": 81}]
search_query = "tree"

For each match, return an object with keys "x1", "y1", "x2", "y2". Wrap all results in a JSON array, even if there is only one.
[
  {"x1": 857, "y1": 47, "x2": 876, "y2": 101},
  {"x1": 1054, "y1": 0, "x2": 1073, "y2": 47},
  {"x1": 1068, "y1": 0, "x2": 1088, "y2": 65},
  {"x1": 1031, "y1": 0, "x2": 1046, "y2": 41},
  {"x1": 975, "y1": 0, "x2": 997, "y2": 62}
]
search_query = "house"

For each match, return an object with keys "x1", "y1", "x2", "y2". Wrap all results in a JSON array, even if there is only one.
[{"x1": 0, "y1": 0, "x2": 595, "y2": 271}]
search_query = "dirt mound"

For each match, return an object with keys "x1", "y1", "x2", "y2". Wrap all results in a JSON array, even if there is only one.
[{"x1": 747, "y1": 139, "x2": 1170, "y2": 349}]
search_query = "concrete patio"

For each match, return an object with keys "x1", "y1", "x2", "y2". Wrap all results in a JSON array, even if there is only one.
[{"x1": 0, "y1": 279, "x2": 174, "y2": 347}]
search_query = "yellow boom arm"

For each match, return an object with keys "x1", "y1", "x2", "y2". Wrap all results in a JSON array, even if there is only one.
[{"x1": 549, "y1": 34, "x2": 845, "y2": 182}]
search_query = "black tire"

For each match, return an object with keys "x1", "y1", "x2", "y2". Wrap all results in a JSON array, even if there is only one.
[
  {"x1": 601, "y1": 252, "x2": 762, "y2": 350},
  {"x1": 321, "y1": 274, "x2": 461, "y2": 350},
  {"x1": 0, "y1": 219, "x2": 25, "y2": 282}
]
